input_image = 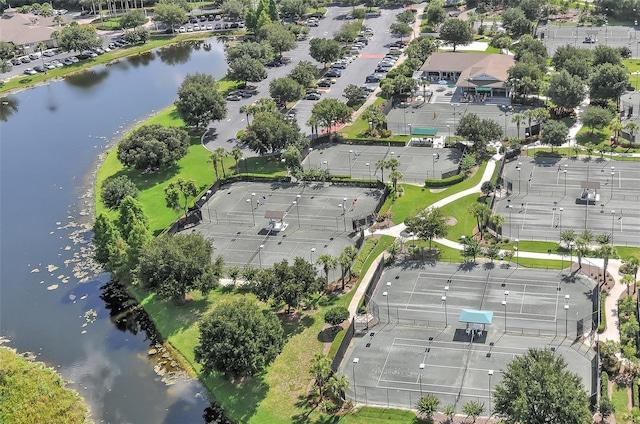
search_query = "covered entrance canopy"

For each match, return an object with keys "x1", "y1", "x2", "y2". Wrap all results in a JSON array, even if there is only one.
[{"x1": 459, "y1": 309, "x2": 493, "y2": 324}]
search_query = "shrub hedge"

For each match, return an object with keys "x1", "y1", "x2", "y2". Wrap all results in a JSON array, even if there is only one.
[
  {"x1": 634, "y1": 377, "x2": 639, "y2": 407},
  {"x1": 598, "y1": 291, "x2": 606, "y2": 333},
  {"x1": 601, "y1": 371, "x2": 609, "y2": 399},
  {"x1": 424, "y1": 173, "x2": 465, "y2": 187}
]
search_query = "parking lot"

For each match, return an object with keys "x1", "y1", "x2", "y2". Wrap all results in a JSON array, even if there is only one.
[
  {"x1": 340, "y1": 262, "x2": 597, "y2": 412},
  {"x1": 497, "y1": 157, "x2": 640, "y2": 246},
  {"x1": 203, "y1": 5, "x2": 410, "y2": 154},
  {"x1": 195, "y1": 181, "x2": 383, "y2": 268},
  {"x1": 305, "y1": 143, "x2": 462, "y2": 182}
]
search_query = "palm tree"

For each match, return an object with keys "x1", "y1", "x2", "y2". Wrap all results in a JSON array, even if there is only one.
[
  {"x1": 316, "y1": 253, "x2": 337, "y2": 288},
  {"x1": 560, "y1": 229, "x2": 576, "y2": 248},
  {"x1": 462, "y1": 237, "x2": 482, "y2": 263},
  {"x1": 595, "y1": 233, "x2": 612, "y2": 246},
  {"x1": 36, "y1": 42, "x2": 47, "y2": 73},
  {"x1": 231, "y1": 147, "x2": 243, "y2": 174},
  {"x1": 462, "y1": 400, "x2": 485, "y2": 423},
  {"x1": 386, "y1": 157, "x2": 400, "y2": 171},
  {"x1": 595, "y1": 244, "x2": 618, "y2": 287},
  {"x1": 469, "y1": 203, "x2": 490, "y2": 239},
  {"x1": 375, "y1": 159, "x2": 387, "y2": 182},
  {"x1": 387, "y1": 238, "x2": 402, "y2": 261},
  {"x1": 489, "y1": 213, "x2": 505, "y2": 236},
  {"x1": 338, "y1": 253, "x2": 351, "y2": 290},
  {"x1": 213, "y1": 147, "x2": 228, "y2": 178},
  {"x1": 623, "y1": 257, "x2": 640, "y2": 281},
  {"x1": 343, "y1": 245, "x2": 358, "y2": 280},
  {"x1": 610, "y1": 118, "x2": 623, "y2": 143},
  {"x1": 309, "y1": 353, "x2": 332, "y2": 398},
  {"x1": 416, "y1": 394, "x2": 440, "y2": 420},
  {"x1": 239, "y1": 104, "x2": 251, "y2": 126},
  {"x1": 523, "y1": 109, "x2": 536, "y2": 135},
  {"x1": 624, "y1": 121, "x2": 639, "y2": 146},
  {"x1": 512, "y1": 113, "x2": 524, "y2": 138},
  {"x1": 326, "y1": 374, "x2": 350, "y2": 406},
  {"x1": 575, "y1": 230, "x2": 594, "y2": 269},
  {"x1": 209, "y1": 151, "x2": 221, "y2": 180},
  {"x1": 622, "y1": 274, "x2": 636, "y2": 296},
  {"x1": 389, "y1": 170, "x2": 403, "y2": 192},
  {"x1": 443, "y1": 405, "x2": 456, "y2": 423}
]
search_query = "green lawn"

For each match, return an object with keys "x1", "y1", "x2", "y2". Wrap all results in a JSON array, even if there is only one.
[
  {"x1": 612, "y1": 382, "x2": 630, "y2": 423},
  {"x1": 381, "y1": 162, "x2": 488, "y2": 224},
  {"x1": 576, "y1": 125, "x2": 608, "y2": 146},
  {"x1": 95, "y1": 107, "x2": 287, "y2": 234},
  {"x1": 337, "y1": 407, "x2": 425, "y2": 423},
  {"x1": 439, "y1": 193, "x2": 483, "y2": 240}
]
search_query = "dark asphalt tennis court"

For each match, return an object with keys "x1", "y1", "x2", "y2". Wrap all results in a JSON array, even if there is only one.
[
  {"x1": 195, "y1": 181, "x2": 383, "y2": 268},
  {"x1": 305, "y1": 143, "x2": 462, "y2": 184},
  {"x1": 340, "y1": 262, "x2": 597, "y2": 412},
  {"x1": 497, "y1": 156, "x2": 640, "y2": 246}
]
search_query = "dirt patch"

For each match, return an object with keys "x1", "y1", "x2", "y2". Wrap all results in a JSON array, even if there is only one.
[{"x1": 446, "y1": 216, "x2": 458, "y2": 226}]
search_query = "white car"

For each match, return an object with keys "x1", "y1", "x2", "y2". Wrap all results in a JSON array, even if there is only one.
[
  {"x1": 179, "y1": 26, "x2": 186, "y2": 33},
  {"x1": 42, "y1": 50, "x2": 56, "y2": 57},
  {"x1": 24, "y1": 68, "x2": 37, "y2": 75}
]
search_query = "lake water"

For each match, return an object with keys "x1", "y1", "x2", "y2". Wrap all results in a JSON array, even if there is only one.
[{"x1": 0, "y1": 39, "x2": 227, "y2": 423}]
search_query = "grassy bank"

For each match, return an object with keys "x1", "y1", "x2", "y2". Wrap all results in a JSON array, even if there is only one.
[
  {"x1": 130, "y1": 235, "x2": 397, "y2": 423},
  {"x1": 0, "y1": 346, "x2": 91, "y2": 424}
]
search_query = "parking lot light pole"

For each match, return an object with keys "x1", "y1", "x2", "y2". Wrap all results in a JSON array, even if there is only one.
[
  {"x1": 564, "y1": 303, "x2": 570, "y2": 337},
  {"x1": 559, "y1": 207, "x2": 564, "y2": 232},
  {"x1": 442, "y1": 295, "x2": 448, "y2": 327},
  {"x1": 383, "y1": 290, "x2": 390, "y2": 323},
  {"x1": 352, "y1": 358, "x2": 359, "y2": 403},
  {"x1": 310, "y1": 247, "x2": 316, "y2": 263},
  {"x1": 366, "y1": 162, "x2": 371, "y2": 182},
  {"x1": 569, "y1": 241, "x2": 575, "y2": 269},
  {"x1": 246, "y1": 198, "x2": 255, "y2": 226},
  {"x1": 502, "y1": 300, "x2": 507, "y2": 332},
  {"x1": 488, "y1": 370, "x2": 494, "y2": 416},
  {"x1": 611, "y1": 210, "x2": 616, "y2": 245},
  {"x1": 419, "y1": 363, "x2": 425, "y2": 397},
  {"x1": 201, "y1": 196, "x2": 211, "y2": 222},
  {"x1": 610, "y1": 171, "x2": 615, "y2": 199},
  {"x1": 563, "y1": 169, "x2": 568, "y2": 196},
  {"x1": 432, "y1": 153, "x2": 437, "y2": 179},
  {"x1": 307, "y1": 148, "x2": 313, "y2": 170},
  {"x1": 514, "y1": 239, "x2": 519, "y2": 268},
  {"x1": 508, "y1": 204, "x2": 513, "y2": 240},
  {"x1": 348, "y1": 149, "x2": 354, "y2": 178},
  {"x1": 258, "y1": 244, "x2": 264, "y2": 268}
]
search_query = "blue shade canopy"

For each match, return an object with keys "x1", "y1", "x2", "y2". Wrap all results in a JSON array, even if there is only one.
[{"x1": 459, "y1": 309, "x2": 493, "y2": 324}]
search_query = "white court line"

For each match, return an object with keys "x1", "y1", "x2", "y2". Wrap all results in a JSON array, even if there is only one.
[
  {"x1": 520, "y1": 284, "x2": 526, "y2": 314},
  {"x1": 376, "y1": 337, "x2": 396, "y2": 387}
]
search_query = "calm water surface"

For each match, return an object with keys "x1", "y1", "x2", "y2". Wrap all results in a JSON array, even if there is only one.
[{"x1": 0, "y1": 39, "x2": 227, "y2": 423}]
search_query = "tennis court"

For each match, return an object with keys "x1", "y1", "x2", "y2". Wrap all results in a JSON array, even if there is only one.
[
  {"x1": 340, "y1": 262, "x2": 597, "y2": 412},
  {"x1": 498, "y1": 157, "x2": 640, "y2": 246},
  {"x1": 305, "y1": 144, "x2": 462, "y2": 183},
  {"x1": 195, "y1": 181, "x2": 383, "y2": 268}
]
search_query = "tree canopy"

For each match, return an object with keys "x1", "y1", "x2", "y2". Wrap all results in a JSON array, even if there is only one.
[
  {"x1": 269, "y1": 76, "x2": 305, "y2": 103},
  {"x1": 438, "y1": 18, "x2": 473, "y2": 52},
  {"x1": 494, "y1": 348, "x2": 591, "y2": 424},
  {"x1": 310, "y1": 98, "x2": 353, "y2": 133},
  {"x1": 289, "y1": 61, "x2": 318, "y2": 87},
  {"x1": 138, "y1": 232, "x2": 224, "y2": 302},
  {"x1": 243, "y1": 110, "x2": 302, "y2": 155},
  {"x1": 260, "y1": 23, "x2": 297, "y2": 56},
  {"x1": 405, "y1": 207, "x2": 448, "y2": 250},
  {"x1": 309, "y1": 38, "x2": 342, "y2": 66},
  {"x1": 174, "y1": 73, "x2": 227, "y2": 128},
  {"x1": 226, "y1": 41, "x2": 274, "y2": 64},
  {"x1": 153, "y1": 2, "x2": 187, "y2": 30},
  {"x1": 455, "y1": 113, "x2": 502, "y2": 153},
  {"x1": 540, "y1": 120, "x2": 569, "y2": 151},
  {"x1": 101, "y1": 175, "x2": 139, "y2": 209},
  {"x1": 546, "y1": 70, "x2": 585, "y2": 110},
  {"x1": 228, "y1": 55, "x2": 268, "y2": 85},
  {"x1": 589, "y1": 63, "x2": 629, "y2": 103},
  {"x1": 581, "y1": 106, "x2": 615, "y2": 133},
  {"x1": 195, "y1": 298, "x2": 284, "y2": 377},
  {"x1": 117, "y1": 124, "x2": 190, "y2": 171},
  {"x1": 55, "y1": 22, "x2": 101, "y2": 52}
]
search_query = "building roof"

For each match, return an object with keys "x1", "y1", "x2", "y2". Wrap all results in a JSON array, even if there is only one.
[
  {"x1": 420, "y1": 52, "x2": 515, "y2": 88},
  {"x1": 0, "y1": 13, "x2": 67, "y2": 46}
]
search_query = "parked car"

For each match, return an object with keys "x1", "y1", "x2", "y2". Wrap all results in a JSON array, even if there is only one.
[
  {"x1": 306, "y1": 20, "x2": 319, "y2": 27},
  {"x1": 49, "y1": 60, "x2": 63, "y2": 68},
  {"x1": 361, "y1": 84, "x2": 376, "y2": 93},
  {"x1": 62, "y1": 58, "x2": 74, "y2": 66},
  {"x1": 69, "y1": 56, "x2": 79, "y2": 63},
  {"x1": 584, "y1": 36, "x2": 597, "y2": 43},
  {"x1": 317, "y1": 80, "x2": 332, "y2": 87},
  {"x1": 20, "y1": 57, "x2": 31, "y2": 63},
  {"x1": 304, "y1": 92, "x2": 321, "y2": 100},
  {"x1": 42, "y1": 50, "x2": 56, "y2": 57},
  {"x1": 226, "y1": 94, "x2": 242, "y2": 101},
  {"x1": 23, "y1": 68, "x2": 37, "y2": 75},
  {"x1": 309, "y1": 11, "x2": 324, "y2": 19},
  {"x1": 33, "y1": 65, "x2": 46, "y2": 72},
  {"x1": 331, "y1": 62, "x2": 347, "y2": 69},
  {"x1": 365, "y1": 74, "x2": 383, "y2": 83},
  {"x1": 11, "y1": 58, "x2": 21, "y2": 66},
  {"x1": 365, "y1": 11, "x2": 381, "y2": 18},
  {"x1": 324, "y1": 69, "x2": 341, "y2": 78},
  {"x1": 43, "y1": 62, "x2": 56, "y2": 70},
  {"x1": 355, "y1": 37, "x2": 369, "y2": 45},
  {"x1": 214, "y1": 23, "x2": 222, "y2": 30},
  {"x1": 29, "y1": 53, "x2": 40, "y2": 60}
]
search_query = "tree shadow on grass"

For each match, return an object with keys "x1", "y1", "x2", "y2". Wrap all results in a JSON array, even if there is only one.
[
  {"x1": 199, "y1": 371, "x2": 270, "y2": 424},
  {"x1": 280, "y1": 312, "x2": 316, "y2": 339}
]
